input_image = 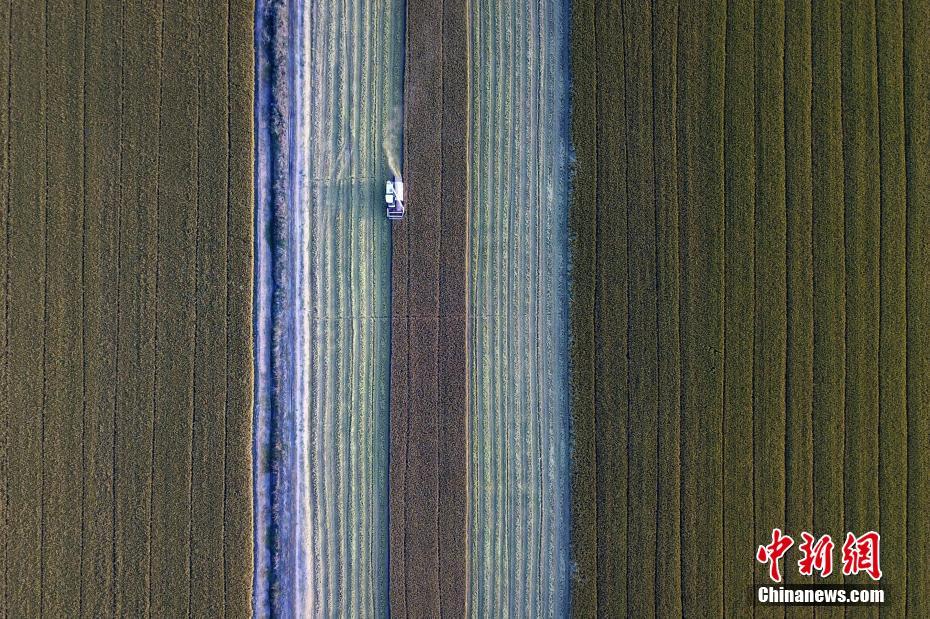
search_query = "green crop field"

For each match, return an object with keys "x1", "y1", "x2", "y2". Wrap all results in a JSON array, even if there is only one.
[
  {"x1": 569, "y1": 0, "x2": 930, "y2": 616},
  {"x1": 0, "y1": 1, "x2": 253, "y2": 616}
]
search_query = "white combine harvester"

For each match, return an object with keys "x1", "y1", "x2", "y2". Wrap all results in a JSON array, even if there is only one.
[{"x1": 385, "y1": 176, "x2": 405, "y2": 220}]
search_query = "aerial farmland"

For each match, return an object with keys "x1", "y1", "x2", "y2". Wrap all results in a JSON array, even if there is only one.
[
  {"x1": 256, "y1": 0, "x2": 571, "y2": 614},
  {"x1": 2, "y1": 0, "x2": 930, "y2": 617},
  {"x1": 1, "y1": 1, "x2": 253, "y2": 616}
]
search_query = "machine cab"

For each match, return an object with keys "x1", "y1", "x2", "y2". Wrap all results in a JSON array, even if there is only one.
[{"x1": 386, "y1": 177, "x2": 405, "y2": 220}]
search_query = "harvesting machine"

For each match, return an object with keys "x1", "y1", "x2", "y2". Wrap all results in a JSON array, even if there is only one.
[{"x1": 385, "y1": 177, "x2": 405, "y2": 220}]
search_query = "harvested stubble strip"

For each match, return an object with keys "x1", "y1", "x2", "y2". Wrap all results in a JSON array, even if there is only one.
[
  {"x1": 678, "y1": 0, "x2": 725, "y2": 614},
  {"x1": 6, "y1": 1, "x2": 46, "y2": 616},
  {"x1": 784, "y1": 3, "x2": 814, "y2": 618},
  {"x1": 811, "y1": 1, "x2": 846, "y2": 616},
  {"x1": 43, "y1": 0, "x2": 85, "y2": 615},
  {"x1": 151, "y1": 0, "x2": 198, "y2": 615},
  {"x1": 388, "y1": 41, "x2": 411, "y2": 607},
  {"x1": 722, "y1": 0, "x2": 754, "y2": 613},
  {"x1": 113, "y1": 1, "x2": 160, "y2": 615},
  {"x1": 875, "y1": 0, "x2": 907, "y2": 614},
  {"x1": 567, "y1": 0, "x2": 596, "y2": 614}
]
